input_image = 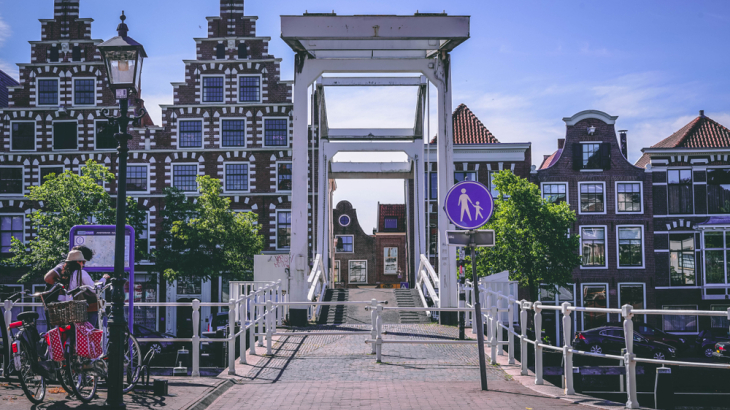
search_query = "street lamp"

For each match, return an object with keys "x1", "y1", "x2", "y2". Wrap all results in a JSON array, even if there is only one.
[{"x1": 97, "y1": 11, "x2": 147, "y2": 409}]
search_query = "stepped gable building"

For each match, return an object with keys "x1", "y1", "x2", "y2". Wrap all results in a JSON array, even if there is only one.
[
  {"x1": 637, "y1": 110, "x2": 730, "y2": 334},
  {"x1": 0, "y1": 70, "x2": 19, "y2": 108},
  {"x1": 374, "y1": 203, "x2": 408, "y2": 286},
  {"x1": 533, "y1": 110, "x2": 655, "y2": 337},
  {"x1": 332, "y1": 201, "x2": 375, "y2": 287}
]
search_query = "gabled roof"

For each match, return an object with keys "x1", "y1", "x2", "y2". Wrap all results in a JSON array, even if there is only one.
[
  {"x1": 539, "y1": 149, "x2": 562, "y2": 170},
  {"x1": 430, "y1": 103, "x2": 499, "y2": 145},
  {"x1": 0, "y1": 70, "x2": 19, "y2": 108},
  {"x1": 377, "y1": 203, "x2": 406, "y2": 232},
  {"x1": 636, "y1": 111, "x2": 730, "y2": 168}
]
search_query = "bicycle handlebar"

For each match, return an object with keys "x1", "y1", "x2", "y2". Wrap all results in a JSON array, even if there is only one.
[{"x1": 29, "y1": 283, "x2": 66, "y2": 298}]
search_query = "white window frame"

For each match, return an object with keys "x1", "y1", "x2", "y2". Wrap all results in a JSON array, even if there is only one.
[
  {"x1": 219, "y1": 117, "x2": 247, "y2": 149},
  {"x1": 176, "y1": 119, "x2": 205, "y2": 149},
  {"x1": 335, "y1": 234, "x2": 354, "y2": 253},
  {"x1": 71, "y1": 77, "x2": 97, "y2": 107},
  {"x1": 706, "y1": 166, "x2": 730, "y2": 216},
  {"x1": 334, "y1": 260, "x2": 340, "y2": 283},
  {"x1": 262, "y1": 116, "x2": 290, "y2": 148},
  {"x1": 51, "y1": 120, "x2": 79, "y2": 151},
  {"x1": 348, "y1": 260, "x2": 368, "y2": 284},
  {"x1": 126, "y1": 163, "x2": 151, "y2": 194},
  {"x1": 614, "y1": 181, "x2": 644, "y2": 215},
  {"x1": 577, "y1": 181, "x2": 607, "y2": 215},
  {"x1": 93, "y1": 119, "x2": 117, "y2": 151},
  {"x1": 383, "y1": 247, "x2": 399, "y2": 275},
  {"x1": 540, "y1": 181, "x2": 569, "y2": 205},
  {"x1": 0, "y1": 213, "x2": 26, "y2": 252},
  {"x1": 667, "y1": 167, "x2": 695, "y2": 215},
  {"x1": 200, "y1": 74, "x2": 225, "y2": 104},
  {"x1": 171, "y1": 162, "x2": 200, "y2": 192},
  {"x1": 36, "y1": 78, "x2": 60, "y2": 107},
  {"x1": 222, "y1": 161, "x2": 250, "y2": 194},
  {"x1": 578, "y1": 141, "x2": 604, "y2": 172},
  {"x1": 38, "y1": 164, "x2": 65, "y2": 185},
  {"x1": 275, "y1": 161, "x2": 292, "y2": 193},
  {"x1": 454, "y1": 170, "x2": 478, "y2": 184},
  {"x1": 662, "y1": 304, "x2": 699, "y2": 335},
  {"x1": 237, "y1": 74, "x2": 263, "y2": 104},
  {"x1": 616, "y1": 225, "x2": 645, "y2": 269},
  {"x1": 275, "y1": 210, "x2": 291, "y2": 251},
  {"x1": 338, "y1": 214, "x2": 351, "y2": 227},
  {"x1": 9, "y1": 120, "x2": 37, "y2": 151},
  {"x1": 702, "y1": 229, "x2": 729, "y2": 286},
  {"x1": 581, "y1": 282, "x2": 610, "y2": 330},
  {"x1": 618, "y1": 282, "x2": 647, "y2": 321},
  {"x1": 579, "y1": 225, "x2": 609, "y2": 269},
  {"x1": 0, "y1": 165, "x2": 25, "y2": 196}
]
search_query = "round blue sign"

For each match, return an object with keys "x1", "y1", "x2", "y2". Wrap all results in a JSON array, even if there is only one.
[{"x1": 443, "y1": 181, "x2": 494, "y2": 230}]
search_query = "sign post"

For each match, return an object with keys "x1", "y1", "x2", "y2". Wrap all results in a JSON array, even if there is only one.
[{"x1": 443, "y1": 181, "x2": 495, "y2": 391}]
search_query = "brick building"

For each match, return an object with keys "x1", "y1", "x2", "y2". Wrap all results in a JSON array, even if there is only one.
[
  {"x1": 636, "y1": 110, "x2": 730, "y2": 334},
  {"x1": 533, "y1": 110, "x2": 655, "y2": 341},
  {"x1": 332, "y1": 201, "x2": 375, "y2": 287},
  {"x1": 0, "y1": 70, "x2": 19, "y2": 108},
  {"x1": 374, "y1": 204, "x2": 408, "y2": 286}
]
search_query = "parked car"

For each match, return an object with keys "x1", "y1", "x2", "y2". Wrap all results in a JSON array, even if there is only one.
[
  {"x1": 607, "y1": 321, "x2": 689, "y2": 352},
  {"x1": 574, "y1": 326, "x2": 677, "y2": 360},
  {"x1": 211, "y1": 312, "x2": 230, "y2": 335},
  {"x1": 698, "y1": 328, "x2": 730, "y2": 358},
  {"x1": 712, "y1": 341, "x2": 730, "y2": 362},
  {"x1": 133, "y1": 324, "x2": 187, "y2": 366}
]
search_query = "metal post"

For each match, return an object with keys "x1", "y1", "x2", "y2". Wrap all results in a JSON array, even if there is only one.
[
  {"x1": 490, "y1": 293, "x2": 498, "y2": 364},
  {"x1": 191, "y1": 299, "x2": 200, "y2": 377},
  {"x1": 257, "y1": 289, "x2": 264, "y2": 347},
  {"x1": 507, "y1": 297, "x2": 515, "y2": 365},
  {"x1": 622, "y1": 305, "x2": 639, "y2": 408},
  {"x1": 228, "y1": 299, "x2": 236, "y2": 374},
  {"x1": 375, "y1": 304, "x2": 383, "y2": 363},
  {"x1": 249, "y1": 293, "x2": 256, "y2": 355},
  {"x1": 470, "y1": 246, "x2": 489, "y2": 391},
  {"x1": 520, "y1": 301, "x2": 529, "y2": 376},
  {"x1": 239, "y1": 296, "x2": 247, "y2": 364},
  {"x1": 496, "y1": 291, "x2": 504, "y2": 357},
  {"x1": 266, "y1": 299, "x2": 273, "y2": 355},
  {"x1": 562, "y1": 302, "x2": 574, "y2": 395},
  {"x1": 471, "y1": 285, "x2": 477, "y2": 334},
  {"x1": 4, "y1": 300, "x2": 13, "y2": 370},
  {"x1": 534, "y1": 301, "x2": 544, "y2": 385},
  {"x1": 370, "y1": 299, "x2": 378, "y2": 354}
]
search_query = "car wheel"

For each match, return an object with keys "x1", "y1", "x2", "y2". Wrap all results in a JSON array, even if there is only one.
[
  {"x1": 149, "y1": 343, "x2": 162, "y2": 355},
  {"x1": 704, "y1": 347, "x2": 714, "y2": 358},
  {"x1": 653, "y1": 352, "x2": 666, "y2": 361},
  {"x1": 589, "y1": 345, "x2": 603, "y2": 355}
]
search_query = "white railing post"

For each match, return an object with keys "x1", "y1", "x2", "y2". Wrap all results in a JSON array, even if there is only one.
[
  {"x1": 192, "y1": 299, "x2": 201, "y2": 377},
  {"x1": 277, "y1": 283, "x2": 283, "y2": 326},
  {"x1": 507, "y1": 296, "x2": 515, "y2": 365},
  {"x1": 240, "y1": 295, "x2": 247, "y2": 364},
  {"x1": 497, "y1": 291, "x2": 504, "y2": 356},
  {"x1": 370, "y1": 299, "x2": 378, "y2": 354},
  {"x1": 249, "y1": 292, "x2": 257, "y2": 355},
  {"x1": 533, "y1": 301, "x2": 543, "y2": 385},
  {"x1": 4, "y1": 300, "x2": 13, "y2": 365},
  {"x1": 257, "y1": 289, "x2": 264, "y2": 347},
  {"x1": 562, "y1": 302, "x2": 574, "y2": 395},
  {"x1": 375, "y1": 303, "x2": 384, "y2": 363},
  {"x1": 266, "y1": 299, "x2": 273, "y2": 355},
  {"x1": 622, "y1": 304, "x2": 639, "y2": 408},
  {"x1": 485, "y1": 292, "x2": 492, "y2": 344},
  {"x1": 520, "y1": 300, "x2": 529, "y2": 376},
  {"x1": 490, "y1": 293, "x2": 498, "y2": 364},
  {"x1": 228, "y1": 298, "x2": 236, "y2": 374}
]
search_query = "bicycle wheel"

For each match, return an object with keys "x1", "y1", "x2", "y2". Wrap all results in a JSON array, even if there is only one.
[
  {"x1": 56, "y1": 367, "x2": 74, "y2": 396},
  {"x1": 122, "y1": 332, "x2": 142, "y2": 393},
  {"x1": 18, "y1": 341, "x2": 46, "y2": 404},
  {"x1": 66, "y1": 350, "x2": 97, "y2": 403}
]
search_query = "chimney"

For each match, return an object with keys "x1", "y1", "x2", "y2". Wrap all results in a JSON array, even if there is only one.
[
  {"x1": 700, "y1": 110, "x2": 705, "y2": 117},
  {"x1": 557, "y1": 138, "x2": 565, "y2": 149},
  {"x1": 619, "y1": 130, "x2": 628, "y2": 159},
  {"x1": 544, "y1": 154, "x2": 551, "y2": 162}
]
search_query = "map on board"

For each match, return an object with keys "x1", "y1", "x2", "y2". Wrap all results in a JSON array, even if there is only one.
[{"x1": 70, "y1": 226, "x2": 134, "y2": 271}]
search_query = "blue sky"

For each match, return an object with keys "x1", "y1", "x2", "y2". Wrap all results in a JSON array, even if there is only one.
[{"x1": 1, "y1": 0, "x2": 729, "y2": 231}]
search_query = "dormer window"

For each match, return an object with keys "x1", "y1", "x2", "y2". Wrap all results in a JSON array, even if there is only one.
[
  {"x1": 384, "y1": 218, "x2": 397, "y2": 230},
  {"x1": 573, "y1": 142, "x2": 611, "y2": 170}
]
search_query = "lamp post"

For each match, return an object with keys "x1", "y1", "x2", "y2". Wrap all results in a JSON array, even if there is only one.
[{"x1": 97, "y1": 11, "x2": 147, "y2": 408}]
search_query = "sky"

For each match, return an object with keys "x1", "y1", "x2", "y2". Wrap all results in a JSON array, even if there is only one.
[{"x1": 1, "y1": 0, "x2": 729, "y2": 231}]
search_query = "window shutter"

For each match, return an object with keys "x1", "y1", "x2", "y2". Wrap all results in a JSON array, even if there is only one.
[
  {"x1": 216, "y1": 44, "x2": 226, "y2": 59},
  {"x1": 237, "y1": 44, "x2": 248, "y2": 59},
  {"x1": 50, "y1": 46, "x2": 59, "y2": 62},
  {"x1": 600, "y1": 143, "x2": 611, "y2": 170},
  {"x1": 72, "y1": 46, "x2": 81, "y2": 61},
  {"x1": 572, "y1": 143, "x2": 582, "y2": 170}
]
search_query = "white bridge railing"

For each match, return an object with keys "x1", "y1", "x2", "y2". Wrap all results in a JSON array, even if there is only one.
[
  {"x1": 307, "y1": 254, "x2": 327, "y2": 322},
  {"x1": 416, "y1": 254, "x2": 439, "y2": 315}
]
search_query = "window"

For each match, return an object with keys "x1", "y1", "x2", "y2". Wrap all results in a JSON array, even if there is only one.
[
  {"x1": 616, "y1": 182, "x2": 642, "y2": 213},
  {"x1": 73, "y1": 79, "x2": 95, "y2": 105},
  {"x1": 202, "y1": 76, "x2": 224, "y2": 103},
  {"x1": 338, "y1": 215, "x2": 350, "y2": 227},
  {"x1": 1, "y1": 215, "x2": 23, "y2": 253},
  {"x1": 617, "y1": 226, "x2": 643, "y2": 268},
  {"x1": 668, "y1": 169, "x2": 693, "y2": 214},
  {"x1": 221, "y1": 119, "x2": 246, "y2": 147},
  {"x1": 582, "y1": 284, "x2": 608, "y2": 330},
  {"x1": 177, "y1": 278, "x2": 202, "y2": 295},
  {"x1": 384, "y1": 218, "x2": 398, "y2": 229},
  {"x1": 489, "y1": 171, "x2": 499, "y2": 198},
  {"x1": 670, "y1": 233, "x2": 695, "y2": 286},
  {"x1": 581, "y1": 227, "x2": 606, "y2": 268},
  {"x1": 579, "y1": 182, "x2": 605, "y2": 213},
  {"x1": 707, "y1": 168, "x2": 730, "y2": 214},
  {"x1": 95, "y1": 120, "x2": 118, "y2": 149},
  {"x1": 0, "y1": 168, "x2": 23, "y2": 194},
  {"x1": 126, "y1": 165, "x2": 148, "y2": 192},
  {"x1": 663, "y1": 305, "x2": 698, "y2": 333},
  {"x1": 454, "y1": 171, "x2": 476, "y2": 184},
  {"x1": 429, "y1": 172, "x2": 438, "y2": 200},
  {"x1": 573, "y1": 143, "x2": 610, "y2": 170},
  {"x1": 52, "y1": 121, "x2": 78, "y2": 150},
  {"x1": 583, "y1": 143, "x2": 601, "y2": 168},
  {"x1": 349, "y1": 260, "x2": 367, "y2": 284},
  {"x1": 38, "y1": 79, "x2": 59, "y2": 105},
  {"x1": 384, "y1": 247, "x2": 398, "y2": 274},
  {"x1": 225, "y1": 163, "x2": 249, "y2": 192},
  {"x1": 710, "y1": 305, "x2": 730, "y2": 330},
  {"x1": 215, "y1": 44, "x2": 226, "y2": 59},
  {"x1": 237, "y1": 44, "x2": 248, "y2": 59},
  {"x1": 239, "y1": 76, "x2": 260, "y2": 102},
  {"x1": 277, "y1": 211, "x2": 291, "y2": 249},
  {"x1": 179, "y1": 120, "x2": 203, "y2": 148},
  {"x1": 704, "y1": 231, "x2": 728, "y2": 285},
  {"x1": 334, "y1": 260, "x2": 340, "y2": 283},
  {"x1": 618, "y1": 283, "x2": 645, "y2": 315},
  {"x1": 49, "y1": 46, "x2": 59, "y2": 62},
  {"x1": 11, "y1": 122, "x2": 35, "y2": 151},
  {"x1": 264, "y1": 118, "x2": 288, "y2": 146},
  {"x1": 172, "y1": 164, "x2": 198, "y2": 192},
  {"x1": 71, "y1": 46, "x2": 81, "y2": 61},
  {"x1": 39, "y1": 166, "x2": 63, "y2": 184},
  {"x1": 277, "y1": 162, "x2": 292, "y2": 191},
  {"x1": 542, "y1": 183, "x2": 567, "y2": 204},
  {"x1": 335, "y1": 235, "x2": 353, "y2": 253}
]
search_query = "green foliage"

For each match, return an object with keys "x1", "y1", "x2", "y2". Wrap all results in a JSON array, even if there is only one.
[
  {"x1": 472, "y1": 170, "x2": 581, "y2": 301},
  {"x1": 155, "y1": 175, "x2": 263, "y2": 282},
  {"x1": 3, "y1": 160, "x2": 148, "y2": 283}
]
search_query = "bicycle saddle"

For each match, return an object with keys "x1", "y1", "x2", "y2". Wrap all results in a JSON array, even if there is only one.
[{"x1": 17, "y1": 311, "x2": 39, "y2": 322}]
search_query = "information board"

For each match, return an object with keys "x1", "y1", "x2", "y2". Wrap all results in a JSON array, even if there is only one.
[{"x1": 69, "y1": 225, "x2": 135, "y2": 272}]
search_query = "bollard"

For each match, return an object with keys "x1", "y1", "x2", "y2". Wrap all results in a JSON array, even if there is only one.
[
  {"x1": 520, "y1": 300, "x2": 529, "y2": 376},
  {"x1": 191, "y1": 299, "x2": 201, "y2": 377},
  {"x1": 266, "y1": 299, "x2": 273, "y2": 355},
  {"x1": 562, "y1": 302, "x2": 575, "y2": 395},
  {"x1": 534, "y1": 301, "x2": 544, "y2": 385},
  {"x1": 249, "y1": 293, "x2": 257, "y2": 355},
  {"x1": 239, "y1": 295, "x2": 247, "y2": 364},
  {"x1": 622, "y1": 305, "x2": 639, "y2": 409},
  {"x1": 507, "y1": 297, "x2": 515, "y2": 364},
  {"x1": 370, "y1": 299, "x2": 378, "y2": 354},
  {"x1": 375, "y1": 304, "x2": 384, "y2": 363},
  {"x1": 573, "y1": 367, "x2": 583, "y2": 394},
  {"x1": 654, "y1": 367, "x2": 674, "y2": 410}
]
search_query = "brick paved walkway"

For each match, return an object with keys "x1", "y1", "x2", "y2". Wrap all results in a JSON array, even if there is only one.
[{"x1": 210, "y1": 324, "x2": 593, "y2": 409}]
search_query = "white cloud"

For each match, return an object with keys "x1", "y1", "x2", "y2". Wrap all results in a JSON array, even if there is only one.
[
  {"x1": 0, "y1": 14, "x2": 17, "y2": 81},
  {"x1": 0, "y1": 15, "x2": 11, "y2": 48}
]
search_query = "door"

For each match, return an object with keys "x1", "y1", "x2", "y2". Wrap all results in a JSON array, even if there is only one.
[{"x1": 177, "y1": 298, "x2": 194, "y2": 338}]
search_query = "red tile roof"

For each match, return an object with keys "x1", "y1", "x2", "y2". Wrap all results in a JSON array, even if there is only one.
[
  {"x1": 430, "y1": 104, "x2": 499, "y2": 145},
  {"x1": 377, "y1": 204, "x2": 406, "y2": 232},
  {"x1": 635, "y1": 112, "x2": 730, "y2": 168},
  {"x1": 539, "y1": 149, "x2": 562, "y2": 170}
]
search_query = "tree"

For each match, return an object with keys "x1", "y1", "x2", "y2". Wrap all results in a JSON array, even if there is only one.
[
  {"x1": 155, "y1": 175, "x2": 263, "y2": 282},
  {"x1": 473, "y1": 170, "x2": 581, "y2": 301},
  {"x1": 3, "y1": 160, "x2": 148, "y2": 283}
]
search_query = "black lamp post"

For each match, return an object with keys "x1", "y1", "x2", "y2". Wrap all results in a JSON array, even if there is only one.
[{"x1": 97, "y1": 11, "x2": 147, "y2": 408}]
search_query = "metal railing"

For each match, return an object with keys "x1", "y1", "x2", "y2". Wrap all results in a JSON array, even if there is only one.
[
  {"x1": 306, "y1": 254, "x2": 327, "y2": 322},
  {"x1": 416, "y1": 254, "x2": 439, "y2": 315}
]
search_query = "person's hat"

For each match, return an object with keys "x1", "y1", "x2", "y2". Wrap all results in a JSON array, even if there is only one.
[{"x1": 65, "y1": 250, "x2": 87, "y2": 263}]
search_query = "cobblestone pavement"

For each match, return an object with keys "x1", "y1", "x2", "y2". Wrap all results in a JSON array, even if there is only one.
[{"x1": 210, "y1": 324, "x2": 592, "y2": 409}]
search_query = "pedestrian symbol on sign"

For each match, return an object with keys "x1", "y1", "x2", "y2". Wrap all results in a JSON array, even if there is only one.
[{"x1": 444, "y1": 181, "x2": 494, "y2": 230}]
